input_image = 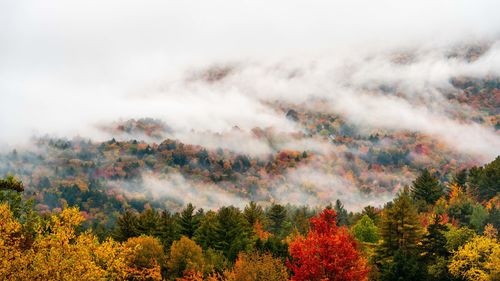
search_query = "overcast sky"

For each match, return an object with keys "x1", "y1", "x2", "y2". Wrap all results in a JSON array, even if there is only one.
[{"x1": 1, "y1": 0, "x2": 499, "y2": 149}]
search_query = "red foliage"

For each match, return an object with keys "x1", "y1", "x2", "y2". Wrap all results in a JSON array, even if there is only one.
[{"x1": 287, "y1": 209, "x2": 370, "y2": 281}]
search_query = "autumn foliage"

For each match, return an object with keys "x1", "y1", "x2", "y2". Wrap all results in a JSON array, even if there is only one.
[{"x1": 287, "y1": 208, "x2": 370, "y2": 281}]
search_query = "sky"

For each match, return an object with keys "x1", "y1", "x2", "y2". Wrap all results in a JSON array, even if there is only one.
[{"x1": 1, "y1": 0, "x2": 500, "y2": 210}]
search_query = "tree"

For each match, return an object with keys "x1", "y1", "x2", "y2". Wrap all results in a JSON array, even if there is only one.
[
  {"x1": 213, "y1": 206, "x2": 250, "y2": 261},
  {"x1": 114, "y1": 210, "x2": 140, "y2": 241},
  {"x1": 179, "y1": 203, "x2": 200, "y2": 238},
  {"x1": 352, "y1": 214, "x2": 379, "y2": 243},
  {"x1": 0, "y1": 175, "x2": 24, "y2": 192},
  {"x1": 469, "y1": 204, "x2": 488, "y2": 232},
  {"x1": 167, "y1": 236, "x2": 204, "y2": 278},
  {"x1": 267, "y1": 204, "x2": 287, "y2": 236},
  {"x1": 333, "y1": 199, "x2": 349, "y2": 226},
  {"x1": 477, "y1": 156, "x2": 500, "y2": 201},
  {"x1": 287, "y1": 209, "x2": 369, "y2": 281},
  {"x1": 225, "y1": 252, "x2": 289, "y2": 281},
  {"x1": 444, "y1": 226, "x2": 476, "y2": 252},
  {"x1": 411, "y1": 169, "x2": 443, "y2": 206},
  {"x1": 420, "y1": 215, "x2": 450, "y2": 280},
  {"x1": 194, "y1": 211, "x2": 218, "y2": 250},
  {"x1": 453, "y1": 169, "x2": 468, "y2": 189},
  {"x1": 377, "y1": 188, "x2": 422, "y2": 281},
  {"x1": 243, "y1": 201, "x2": 265, "y2": 227},
  {"x1": 124, "y1": 235, "x2": 164, "y2": 281},
  {"x1": 448, "y1": 235, "x2": 500, "y2": 281}
]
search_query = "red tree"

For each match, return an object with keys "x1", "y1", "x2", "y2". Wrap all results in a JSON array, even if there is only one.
[{"x1": 287, "y1": 208, "x2": 370, "y2": 281}]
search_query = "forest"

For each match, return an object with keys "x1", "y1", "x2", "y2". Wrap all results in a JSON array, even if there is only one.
[{"x1": 0, "y1": 154, "x2": 499, "y2": 280}]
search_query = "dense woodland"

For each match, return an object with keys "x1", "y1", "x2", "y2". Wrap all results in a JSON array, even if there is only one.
[{"x1": 0, "y1": 154, "x2": 499, "y2": 280}]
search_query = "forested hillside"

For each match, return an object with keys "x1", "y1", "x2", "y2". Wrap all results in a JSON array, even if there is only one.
[{"x1": 0, "y1": 154, "x2": 499, "y2": 280}]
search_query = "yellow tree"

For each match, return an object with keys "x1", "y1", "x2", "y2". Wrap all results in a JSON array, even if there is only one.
[
  {"x1": 167, "y1": 236, "x2": 204, "y2": 278},
  {"x1": 449, "y1": 235, "x2": 500, "y2": 281},
  {"x1": 0, "y1": 203, "x2": 29, "y2": 280},
  {"x1": 224, "y1": 252, "x2": 289, "y2": 281},
  {"x1": 28, "y1": 207, "x2": 106, "y2": 281},
  {"x1": 124, "y1": 235, "x2": 165, "y2": 281}
]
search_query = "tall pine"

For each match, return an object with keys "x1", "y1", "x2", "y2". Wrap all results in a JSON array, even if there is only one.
[{"x1": 411, "y1": 169, "x2": 443, "y2": 205}]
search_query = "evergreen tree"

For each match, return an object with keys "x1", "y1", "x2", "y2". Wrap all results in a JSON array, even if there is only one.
[
  {"x1": 194, "y1": 210, "x2": 218, "y2": 249},
  {"x1": 333, "y1": 199, "x2": 349, "y2": 226},
  {"x1": 452, "y1": 169, "x2": 468, "y2": 189},
  {"x1": 420, "y1": 215, "x2": 450, "y2": 281},
  {"x1": 411, "y1": 169, "x2": 443, "y2": 205},
  {"x1": 179, "y1": 203, "x2": 200, "y2": 238},
  {"x1": 243, "y1": 201, "x2": 265, "y2": 227},
  {"x1": 213, "y1": 206, "x2": 250, "y2": 261},
  {"x1": 114, "y1": 210, "x2": 140, "y2": 241},
  {"x1": 267, "y1": 203, "x2": 287, "y2": 236},
  {"x1": 477, "y1": 156, "x2": 500, "y2": 201},
  {"x1": 377, "y1": 187, "x2": 422, "y2": 280},
  {"x1": 157, "y1": 210, "x2": 180, "y2": 249}
]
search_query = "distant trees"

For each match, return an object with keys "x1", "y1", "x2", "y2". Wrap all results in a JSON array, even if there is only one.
[{"x1": 288, "y1": 208, "x2": 369, "y2": 281}]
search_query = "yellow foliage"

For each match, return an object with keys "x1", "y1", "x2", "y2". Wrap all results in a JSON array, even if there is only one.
[
  {"x1": 449, "y1": 235, "x2": 500, "y2": 281},
  {"x1": 0, "y1": 203, "x2": 28, "y2": 280},
  {"x1": 224, "y1": 252, "x2": 289, "y2": 281},
  {"x1": 124, "y1": 235, "x2": 165, "y2": 281},
  {"x1": 168, "y1": 236, "x2": 204, "y2": 278}
]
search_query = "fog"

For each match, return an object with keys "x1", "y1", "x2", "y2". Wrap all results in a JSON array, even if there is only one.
[{"x1": 1, "y1": 0, "x2": 499, "y2": 209}]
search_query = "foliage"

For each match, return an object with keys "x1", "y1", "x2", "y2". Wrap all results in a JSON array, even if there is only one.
[
  {"x1": 448, "y1": 235, "x2": 500, "y2": 281},
  {"x1": 167, "y1": 236, "x2": 204, "y2": 278},
  {"x1": 224, "y1": 252, "x2": 289, "y2": 281},
  {"x1": 352, "y1": 214, "x2": 379, "y2": 243},
  {"x1": 288, "y1": 208, "x2": 370, "y2": 281}
]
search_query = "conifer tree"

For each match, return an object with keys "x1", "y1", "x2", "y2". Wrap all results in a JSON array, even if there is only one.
[
  {"x1": 267, "y1": 203, "x2": 287, "y2": 236},
  {"x1": 377, "y1": 187, "x2": 422, "y2": 281},
  {"x1": 243, "y1": 201, "x2": 265, "y2": 227},
  {"x1": 333, "y1": 199, "x2": 349, "y2": 226},
  {"x1": 213, "y1": 206, "x2": 250, "y2": 261},
  {"x1": 179, "y1": 203, "x2": 200, "y2": 238},
  {"x1": 411, "y1": 169, "x2": 443, "y2": 205}
]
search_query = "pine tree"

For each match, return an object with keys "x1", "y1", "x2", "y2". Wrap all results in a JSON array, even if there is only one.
[
  {"x1": 114, "y1": 210, "x2": 140, "y2": 241},
  {"x1": 179, "y1": 203, "x2": 200, "y2": 238},
  {"x1": 213, "y1": 206, "x2": 250, "y2": 261},
  {"x1": 411, "y1": 169, "x2": 443, "y2": 205},
  {"x1": 452, "y1": 169, "x2": 468, "y2": 189},
  {"x1": 333, "y1": 199, "x2": 349, "y2": 226},
  {"x1": 243, "y1": 201, "x2": 265, "y2": 227},
  {"x1": 267, "y1": 204, "x2": 287, "y2": 236},
  {"x1": 377, "y1": 187, "x2": 422, "y2": 281}
]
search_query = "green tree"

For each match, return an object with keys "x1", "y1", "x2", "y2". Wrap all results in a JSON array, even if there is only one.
[
  {"x1": 267, "y1": 204, "x2": 287, "y2": 236},
  {"x1": 411, "y1": 169, "x2": 443, "y2": 206},
  {"x1": 377, "y1": 187, "x2": 422, "y2": 281},
  {"x1": 333, "y1": 199, "x2": 349, "y2": 226},
  {"x1": 352, "y1": 214, "x2": 379, "y2": 243},
  {"x1": 213, "y1": 206, "x2": 250, "y2": 261},
  {"x1": 243, "y1": 201, "x2": 265, "y2": 227},
  {"x1": 179, "y1": 203, "x2": 200, "y2": 238},
  {"x1": 420, "y1": 215, "x2": 450, "y2": 280}
]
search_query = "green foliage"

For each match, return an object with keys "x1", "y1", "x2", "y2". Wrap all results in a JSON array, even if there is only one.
[
  {"x1": 243, "y1": 201, "x2": 265, "y2": 227},
  {"x1": 212, "y1": 206, "x2": 251, "y2": 261},
  {"x1": 267, "y1": 204, "x2": 287, "y2": 236},
  {"x1": 444, "y1": 226, "x2": 476, "y2": 252},
  {"x1": 469, "y1": 204, "x2": 488, "y2": 232},
  {"x1": 179, "y1": 203, "x2": 200, "y2": 238},
  {"x1": 411, "y1": 169, "x2": 443, "y2": 206},
  {"x1": 333, "y1": 199, "x2": 349, "y2": 226},
  {"x1": 352, "y1": 214, "x2": 379, "y2": 243}
]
